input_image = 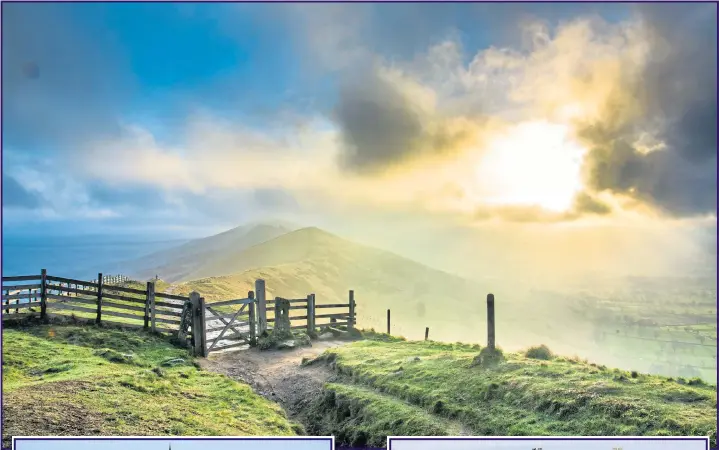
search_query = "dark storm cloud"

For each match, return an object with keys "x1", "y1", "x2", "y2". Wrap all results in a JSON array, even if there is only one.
[
  {"x1": 1, "y1": 3, "x2": 132, "y2": 152},
  {"x1": 2, "y1": 176, "x2": 43, "y2": 209},
  {"x1": 334, "y1": 69, "x2": 471, "y2": 173},
  {"x1": 334, "y1": 70, "x2": 425, "y2": 172},
  {"x1": 580, "y1": 3, "x2": 717, "y2": 217}
]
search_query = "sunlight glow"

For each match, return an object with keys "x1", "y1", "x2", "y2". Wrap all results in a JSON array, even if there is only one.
[{"x1": 475, "y1": 120, "x2": 587, "y2": 212}]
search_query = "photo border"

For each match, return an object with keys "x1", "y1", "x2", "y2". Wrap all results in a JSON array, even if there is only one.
[
  {"x1": 12, "y1": 436, "x2": 335, "y2": 450},
  {"x1": 388, "y1": 436, "x2": 712, "y2": 450}
]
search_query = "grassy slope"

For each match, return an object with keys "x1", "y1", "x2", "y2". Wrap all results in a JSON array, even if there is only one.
[
  {"x1": 2, "y1": 325, "x2": 301, "y2": 447},
  {"x1": 302, "y1": 336, "x2": 717, "y2": 447},
  {"x1": 130, "y1": 223, "x2": 293, "y2": 283},
  {"x1": 167, "y1": 228, "x2": 489, "y2": 342},
  {"x1": 147, "y1": 226, "x2": 716, "y2": 382}
]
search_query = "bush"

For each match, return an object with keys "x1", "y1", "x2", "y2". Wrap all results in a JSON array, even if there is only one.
[
  {"x1": 525, "y1": 345, "x2": 553, "y2": 360},
  {"x1": 472, "y1": 346, "x2": 505, "y2": 367}
]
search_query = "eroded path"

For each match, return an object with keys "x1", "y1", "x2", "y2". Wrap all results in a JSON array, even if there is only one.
[
  {"x1": 199, "y1": 338, "x2": 474, "y2": 439},
  {"x1": 198, "y1": 339, "x2": 346, "y2": 416}
]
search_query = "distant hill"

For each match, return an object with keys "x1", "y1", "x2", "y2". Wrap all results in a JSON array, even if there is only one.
[
  {"x1": 126, "y1": 222, "x2": 296, "y2": 282},
  {"x1": 166, "y1": 226, "x2": 534, "y2": 344}
]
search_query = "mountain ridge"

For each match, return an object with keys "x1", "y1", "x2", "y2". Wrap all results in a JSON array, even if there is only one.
[{"x1": 128, "y1": 222, "x2": 295, "y2": 282}]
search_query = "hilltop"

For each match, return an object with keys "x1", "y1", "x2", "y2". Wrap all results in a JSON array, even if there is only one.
[
  {"x1": 162, "y1": 226, "x2": 497, "y2": 343},
  {"x1": 128, "y1": 222, "x2": 296, "y2": 282}
]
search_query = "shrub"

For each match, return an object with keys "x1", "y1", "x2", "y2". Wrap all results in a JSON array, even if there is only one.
[
  {"x1": 472, "y1": 346, "x2": 505, "y2": 367},
  {"x1": 525, "y1": 345, "x2": 553, "y2": 360}
]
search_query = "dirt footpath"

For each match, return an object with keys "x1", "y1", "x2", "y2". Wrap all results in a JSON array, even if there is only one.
[{"x1": 198, "y1": 339, "x2": 346, "y2": 417}]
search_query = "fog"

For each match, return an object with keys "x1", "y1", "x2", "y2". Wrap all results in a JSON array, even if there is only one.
[{"x1": 314, "y1": 214, "x2": 717, "y2": 381}]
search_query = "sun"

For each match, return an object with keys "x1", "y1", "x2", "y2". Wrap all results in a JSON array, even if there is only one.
[{"x1": 474, "y1": 120, "x2": 587, "y2": 212}]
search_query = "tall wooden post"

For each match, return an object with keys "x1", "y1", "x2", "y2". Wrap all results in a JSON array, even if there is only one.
[
  {"x1": 189, "y1": 291, "x2": 203, "y2": 356},
  {"x1": 255, "y1": 279, "x2": 267, "y2": 335},
  {"x1": 40, "y1": 269, "x2": 47, "y2": 319},
  {"x1": 348, "y1": 290, "x2": 356, "y2": 330},
  {"x1": 147, "y1": 281, "x2": 156, "y2": 331},
  {"x1": 425, "y1": 327, "x2": 429, "y2": 341},
  {"x1": 487, "y1": 293, "x2": 495, "y2": 351},
  {"x1": 387, "y1": 309, "x2": 391, "y2": 335},
  {"x1": 95, "y1": 273, "x2": 103, "y2": 325},
  {"x1": 249, "y1": 296, "x2": 257, "y2": 346},
  {"x1": 307, "y1": 293, "x2": 316, "y2": 335},
  {"x1": 199, "y1": 296, "x2": 207, "y2": 357}
]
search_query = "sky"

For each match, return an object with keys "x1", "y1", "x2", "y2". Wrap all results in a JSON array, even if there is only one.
[
  {"x1": 2, "y1": 3, "x2": 717, "y2": 279},
  {"x1": 16, "y1": 438, "x2": 331, "y2": 450},
  {"x1": 388, "y1": 438, "x2": 709, "y2": 450}
]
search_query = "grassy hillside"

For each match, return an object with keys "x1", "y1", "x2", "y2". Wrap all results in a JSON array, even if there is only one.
[
  {"x1": 163, "y1": 227, "x2": 716, "y2": 383},
  {"x1": 165, "y1": 227, "x2": 495, "y2": 343},
  {"x1": 2, "y1": 325, "x2": 302, "y2": 446},
  {"x1": 123, "y1": 223, "x2": 715, "y2": 382},
  {"x1": 128, "y1": 223, "x2": 294, "y2": 282},
  {"x1": 301, "y1": 336, "x2": 717, "y2": 448}
]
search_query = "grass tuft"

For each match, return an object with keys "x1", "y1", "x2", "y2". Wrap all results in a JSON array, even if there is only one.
[
  {"x1": 525, "y1": 345, "x2": 554, "y2": 360},
  {"x1": 258, "y1": 330, "x2": 312, "y2": 351},
  {"x1": 472, "y1": 346, "x2": 505, "y2": 367}
]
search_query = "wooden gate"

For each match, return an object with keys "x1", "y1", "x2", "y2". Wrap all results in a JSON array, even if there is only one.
[{"x1": 203, "y1": 291, "x2": 256, "y2": 355}]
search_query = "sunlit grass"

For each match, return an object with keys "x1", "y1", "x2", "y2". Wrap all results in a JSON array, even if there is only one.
[
  {"x1": 302, "y1": 336, "x2": 717, "y2": 447},
  {"x1": 2, "y1": 325, "x2": 302, "y2": 446}
]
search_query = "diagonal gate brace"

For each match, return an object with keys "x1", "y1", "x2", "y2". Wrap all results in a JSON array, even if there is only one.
[
  {"x1": 206, "y1": 304, "x2": 246, "y2": 337},
  {"x1": 208, "y1": 303, "x2": 248, "y2": 352}
]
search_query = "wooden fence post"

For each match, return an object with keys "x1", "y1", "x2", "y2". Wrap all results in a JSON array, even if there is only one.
[
  {"x1": 348, "y1": 290, "x2": 356, "y2": 330},
  {"x1": 95, "y1": 273, "x2": 103, "y2": 325},
  {"x1": 255, "y1": 279, "x2": 267, "y2": 335},
  {"x1": 145, "y1": 281, "x2": 155, "y2": 330},
  {"x1": 387, "y1": 309, "x2": 391, "y2": 335},
  {"x1": 199, "y1": 296, "x2": 207, "y2": 357},
  {"x1": 307, "y1": 293, "x2": 315, "y2": 335},
  {"x1": 274, "y1": 297, "x2": 291, "y2": 333},
  {"x1": 249, "y1": 295, "x2": 257, "y2": 346},
  {"x1": 150, "y1": 290, "x2": 157, "y2": 333},
  {"x1": 425, "y1": 327, "x2": 429, "y2": 341},
  {"x1": 189, "y1": 291, "x2": 203, "y2": 356},
  {"x1": 487, "y1": 293, "x2": 495, "y2": 351},
  {"x1": 40, "y1": 269, "x2": 47, "y2": 319}
]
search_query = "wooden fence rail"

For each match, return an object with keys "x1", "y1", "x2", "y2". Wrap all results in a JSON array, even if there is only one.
[
  {"x1": 3, "y1": 272, "x2": 358, "y2": 356},
  {"x1": 2, "y1": 270, "x2": 188, "y2": 335}
]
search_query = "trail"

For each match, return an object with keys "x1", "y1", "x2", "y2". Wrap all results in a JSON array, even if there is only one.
[
  {"x1": 199, "y1": 339, "x2": 473, "y2": 437},
  {"x1": 198, "y1": 339, "x2": 344, "y2": 416}
]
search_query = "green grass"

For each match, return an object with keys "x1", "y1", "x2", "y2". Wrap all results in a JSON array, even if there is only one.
[
  {"x1": 306, "y1": 337, "x2": 717, "y2": 447},
  {"x1": 301, "y1": 383, "x2": 461, "y2": 448},
  {"x1": 2, "y1": 325, "x2": 302, "y2": 446}
]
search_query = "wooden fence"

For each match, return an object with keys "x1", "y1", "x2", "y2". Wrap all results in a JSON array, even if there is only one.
[
  {"x1": 261, "y1": 287, "x2": 356, "y2": 335},
  {"x1": 194, "y1": 282, "x2": 357, "y2": 356},
  {"x1": 89, "y1": 274, "x2": 134, "y2": 285},
  {"x1": 2, "y1": 270, "x2": 189, "y2": 334},
  {"x1": 3, "y1": 272, "x2": 358, "y2": 356}
]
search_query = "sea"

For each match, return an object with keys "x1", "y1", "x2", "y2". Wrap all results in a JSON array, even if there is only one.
[{"x1": 1, "y1": 235, "x2": 187, "y2": 280}]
